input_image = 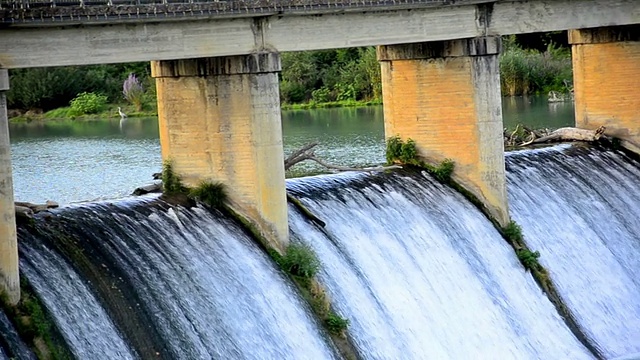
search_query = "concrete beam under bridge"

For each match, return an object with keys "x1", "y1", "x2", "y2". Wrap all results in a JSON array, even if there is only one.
[
  {"x1": 0, "y1": 68, "x2": 19, "y2": 304},
  {"x1": 0, "y1": 0, "x2": 639, "y2": 69},
  {"x1": 378, "y1": 37, "x2": 509, "y2": 226},
  {"x1": 570, "y1": 25, "x2": 640, "y2": 154},
  {"x1": 152, "y1": 53, "x2": 289, "y2": 252}
]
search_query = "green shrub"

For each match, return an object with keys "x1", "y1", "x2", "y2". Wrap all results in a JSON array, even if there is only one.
[
  {"x1": 386, "y1": 136, "x2": 420, "y2": 164},
  {"x1": 311, "y1": 87, "x2": 332, "y2": 103},
  {"x1": 280, "y1": 79, "x2": 308, "y2": 104},
  {"x1": 517, "y1": 249, "x2": 541, "y2": 271},
  {"x1": 400, "y1": 139, "x2": 418, "y2": 163},
  {"x1": 325, "y1": 312, "x2": 350, "y2": 336},
  {"x1": 503, "y1": 220, "x2": 524, "y2": 244},
  {"x1": 280, "y1": 243, "x2": 321, "y2": 278},
  {"x1": 162, "y1": 160, "x2": 187, "y2": 195},
  {"x1": 189, "y1": 181, "x2": 227, "y2": 209},
  {"x1": 335, "y1": 83, "x2": 356, "y2": 101},
  {"x1": 386, "y1": 136, "x2": 403, "y2": 164},
  {"x1": 433, "y1": 159, "x2": 455, "y2": 182},
  {"x1": 69, "y1": 92, "x2": 108, "y2": 115}
]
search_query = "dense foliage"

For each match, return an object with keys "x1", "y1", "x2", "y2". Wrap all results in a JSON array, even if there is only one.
[
  {"x1": 7, "y1": 62, "x2": 151, "y2": 111},
  {"x1": 6, "y1": 34, "x2": 573, "y2": 112},
  {"x1": 500, "y1": 35, "x2": 573, "y2": 96},
  {"x1": 280, "y1": 46, "x2": 381, "y2": 104},
  {"x1": 69, "y1": 92, "x2": 108, "y2": 115}
]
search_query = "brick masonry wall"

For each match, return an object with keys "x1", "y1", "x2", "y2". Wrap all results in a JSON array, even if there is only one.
[
  {"x1": 380, "y1": 50, "x2": 509, "y2": 225},
  {"x1": 572, "y1": 40, "x2": 640, "y2": 149},
  {"x1": 153, "y1": 57, "x2": 289, "y2": 251}
]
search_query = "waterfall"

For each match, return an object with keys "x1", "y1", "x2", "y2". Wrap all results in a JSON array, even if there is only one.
[
  {"x1": 13, "y1": 143, "x2": 640, "y2": 359},
  {"x1": 507, "y1": 144, "x2": 640, "y2": 359},
  {"x1": 18, "y1": 237, "x2": 136, "y2": 359},
  {"x1": 287, "y1": 170, "x2": 593, "y2": 359},
  {"x1": 0, "y1": 310, "x2": 35, "y2": 360},
  {"x1": 18, "y1": 198, "x2": 337, "y2": 359}
]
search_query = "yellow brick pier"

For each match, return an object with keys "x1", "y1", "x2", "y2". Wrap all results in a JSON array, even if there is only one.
[
  {"x1": 570, "y1": 25, "x2": 640, "y2": 153},
  {"x1": 378, "y1": 37, "x2": 509, "y2": 226},
  {"x1": 152, "y1": 54, "x2": 289, "y2": 251}
]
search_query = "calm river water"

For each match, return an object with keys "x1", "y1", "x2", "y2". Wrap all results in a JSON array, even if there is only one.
[{"x1": 10, "y1": 96, "x2": 574, "y2": 204}]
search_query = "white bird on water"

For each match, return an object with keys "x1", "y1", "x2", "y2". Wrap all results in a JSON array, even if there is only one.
[{"x1": 117, "y1": 107, "x2": 128, "y2": 119}]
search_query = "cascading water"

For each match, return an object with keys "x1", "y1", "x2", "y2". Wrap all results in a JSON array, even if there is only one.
[
  {"x1": 506, "y1": 144, "x2": 640, "y2": 359},
  {"x1": 17, "y1": 198, "x2": 338, "y2": 360},
  {"x1": 0, "y1": 310, "x2": 35, "y2": 360},
  {"x1": 14, "y1": 143, "x2": 640, "y2": 359},
  {"x1": 287, "y1": 170, "x2": 593, "y2": 359},
  {"x1": 18, "y1": 237, "x2": 136, "y2": 359}
]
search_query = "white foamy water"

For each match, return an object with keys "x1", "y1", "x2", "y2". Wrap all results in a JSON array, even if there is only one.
[
  {"x1": 43, "y1": 200, "x2": 338, "y2": 359},
  {"x1": 507, "y1": 144, "x2": 640, "y2": 359},
  {"x1": 19, "y1": 241, "x2": 136, "y2": 360},
  {"x1": 287, "y1": 171, "x2": 593, "y2": 359}
]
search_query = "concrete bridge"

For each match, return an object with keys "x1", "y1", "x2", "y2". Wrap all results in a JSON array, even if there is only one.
[{"x1": 1, "y1": 0, "x2": 639, "y2": 303}]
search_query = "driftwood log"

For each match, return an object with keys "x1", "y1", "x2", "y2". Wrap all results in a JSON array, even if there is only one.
[
  {"x1": 520, "y1": 126, "x2": 606, "y2": 146},
  {"x1": 504, "y1": 125, "x2": 606, "y2": 147}
]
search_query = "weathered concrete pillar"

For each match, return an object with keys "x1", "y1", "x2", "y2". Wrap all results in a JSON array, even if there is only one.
[
  {"x1": 570, "y1": 25, "x2": 640, "y2": 153},
  {"x1": 378, "y1": 37, "x2": 509, "y2": 226},
  {"x1": 0, "y1": 69, "x2": 19, "y2": 304},
  {"x1": 151, "y1": 54, "x2": 289, "y2": 251}
]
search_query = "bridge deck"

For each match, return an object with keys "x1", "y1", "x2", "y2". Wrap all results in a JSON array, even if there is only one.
[
  {"x1": 0, "y1": 0, "x2": 496, "y2": 26},
  {"x1": 0, "y1": 0, "x2": 638, "y2": 69},
  {"x1": 1, "y1": 0, "x2": 493, "y2": 25},
  {"x1": 0, "y1": 0, "x2": 496, "y2": 25}
]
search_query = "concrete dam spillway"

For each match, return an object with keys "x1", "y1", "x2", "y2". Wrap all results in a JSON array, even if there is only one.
[{"x1": 2, "y1": 144, "x2": 640, "y2": 359}]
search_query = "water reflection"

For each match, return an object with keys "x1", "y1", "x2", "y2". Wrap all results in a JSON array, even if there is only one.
[
  {"x1": 9, "y1": 96, "x2": 574, "y2": 203},
  {"x1": 9, "y1": 117, "x2": 160, "y2": 141},
  {"x1": 502, "y1": 96, "x2": 574, "y2": 129}
]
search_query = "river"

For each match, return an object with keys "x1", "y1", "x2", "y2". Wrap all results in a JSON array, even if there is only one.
[{"x1": 9, "y1": 96, "x2": 574, "y2": 204}]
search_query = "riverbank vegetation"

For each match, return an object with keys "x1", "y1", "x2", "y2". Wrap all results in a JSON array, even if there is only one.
[
  {"x1": 6, "y1": 34, "x2": 572, "y2": 121},
  {"x1": 500, "y1": 35, "x2": 573, "y2": 96}
]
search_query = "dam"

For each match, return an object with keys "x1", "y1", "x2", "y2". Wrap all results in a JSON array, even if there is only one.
[{"x1": 0, "y1": 0, "x2": 639, "y2": 358}]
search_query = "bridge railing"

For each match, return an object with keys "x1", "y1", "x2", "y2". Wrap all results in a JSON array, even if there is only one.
[
  {"x1": 0, "y1": 0, "x2": 468, "y2": 10},
  {"x1": 0, "y1": 0, "x2": 196, "y2": 8},
  {"x1": 1, "y1": 0, "x2": 492, "y2": 23}
]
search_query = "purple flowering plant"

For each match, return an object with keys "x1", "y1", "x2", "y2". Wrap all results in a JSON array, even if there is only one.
[{"x1": 123, "y1": 73, "x2": 145, "y2": 111}]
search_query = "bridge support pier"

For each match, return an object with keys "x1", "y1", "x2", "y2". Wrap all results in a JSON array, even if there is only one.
[
  {"x1": 378, "y1": 37, "x2": 509, "y2": 226},
  {"x1": 570, "y1": 25, "x2": 640, "y2": 153},
  {"x1": 0, "y1": 69, "x2": 19, "y2": 304},
  {"x1": 152, "y1": 54, "x2": 289, "y2": 251}
]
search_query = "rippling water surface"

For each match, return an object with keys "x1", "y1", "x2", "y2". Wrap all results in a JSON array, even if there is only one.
[{"x1": 10, "y1": 98, "x2": 572, "y2": 203}]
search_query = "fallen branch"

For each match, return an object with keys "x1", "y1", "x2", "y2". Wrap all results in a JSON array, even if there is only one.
[
  {"x1": 520, "y1": 126, "x2": 606, "y2": 146},
  {"x1": 285, "y1": 142, "x2": 401, "y2": 173},
  {"x1": 284, "y1": 142, "x2": 320, "y2": 170},
  {"x1": 146, "y1": 142, "x2": 401, "y2": 194}
]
